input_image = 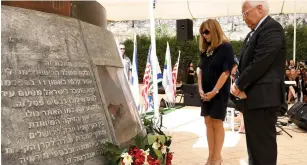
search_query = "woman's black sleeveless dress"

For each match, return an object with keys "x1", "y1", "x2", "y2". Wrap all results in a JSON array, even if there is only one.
[{"x1": 200, "y1": 43, "x2": 234, "y2": 120}]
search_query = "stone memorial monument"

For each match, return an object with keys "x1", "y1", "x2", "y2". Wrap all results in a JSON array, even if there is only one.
[{"x1": 1, "y1": 2, "x2": 143, "y2": 165}]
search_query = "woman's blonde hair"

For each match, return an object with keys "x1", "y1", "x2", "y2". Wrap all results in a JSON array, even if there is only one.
[{"x1": 199, "y1": 19, "x2": 229, "y2": 53}]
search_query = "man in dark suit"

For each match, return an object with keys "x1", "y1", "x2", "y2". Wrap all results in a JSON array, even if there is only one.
[{"x1": 231, "y1": 1, "x2": 286, "y2": 165}]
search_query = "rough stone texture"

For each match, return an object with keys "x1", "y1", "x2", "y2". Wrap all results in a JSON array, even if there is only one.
[{"x1": 1, "y1": 5, "x2": 143, "y2": 165}]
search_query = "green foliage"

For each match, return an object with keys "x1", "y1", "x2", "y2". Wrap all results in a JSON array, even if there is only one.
[
  {"x1": 230, "y1": 40, "x2": 244, "y2": 56},
  {"x1": 133, "y1": 134, "x2": 148, "y2": 149},
  {"x1": 101, "y1": 142, "x2": 124, "y2": 165},
  {"x1": 142, "y1": 116, "x2": 155, "y2": 134},
  {"x1": 284, "y1": 25, "x2": 307, "y2": 61},
  {"x1": 147, "y1": 134, "x2": 166, "y2": 145},
  {"x1": 124, "y1": 35, "x2": 200, "y2": 83},
  {"x1": 123, "y1": 25, "x2": 307, "y2": 83}
]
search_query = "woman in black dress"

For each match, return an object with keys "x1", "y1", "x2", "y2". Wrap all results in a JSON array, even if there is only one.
[
  {"x1": 186, "y1": 61, "x2": 195, "y2": 84},
  {"x1": 197, "y1": 19, "x2": 234, "y2": 165}
]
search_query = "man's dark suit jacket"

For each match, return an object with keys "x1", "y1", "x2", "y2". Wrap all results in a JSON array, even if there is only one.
[{"x1": 236, "y1": 16, "x2": 286, "y2": 110}]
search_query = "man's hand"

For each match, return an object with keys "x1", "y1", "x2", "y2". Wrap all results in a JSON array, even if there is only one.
[
  {"x1": 231, "y1": 84, "x2": 241, "y2": 97},
  {"x1": 231, "y1": 84, "x2": 247, "y2": 99}
]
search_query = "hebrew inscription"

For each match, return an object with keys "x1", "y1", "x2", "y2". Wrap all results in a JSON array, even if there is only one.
[
  {"x1": 1, "y1": 60, "x2": 110, "y2": 165},
  {"x1": 1, "y1": 5, "x2": 129, "y2": 165}
]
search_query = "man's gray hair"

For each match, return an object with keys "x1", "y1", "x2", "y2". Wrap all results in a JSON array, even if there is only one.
[{"x1": 244, "y1": 0, "x2": 270, "y2": 13}]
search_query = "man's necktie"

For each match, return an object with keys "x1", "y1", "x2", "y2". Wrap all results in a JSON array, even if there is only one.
[{"x1": 247, "y1": 29, "x2": 255, "y2": 43}]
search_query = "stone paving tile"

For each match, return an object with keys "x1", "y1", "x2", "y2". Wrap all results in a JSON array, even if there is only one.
[{"x1": 164, "y1": 108, "x2": 307, "y2": 165}]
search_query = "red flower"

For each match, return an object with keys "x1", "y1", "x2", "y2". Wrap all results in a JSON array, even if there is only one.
[
  {"x1": 147, "y1": 155, "x2": 156, "y2": 165},
  {"x1": 133, "y1": 146, "x2": 140, "y2": 151},
  {"x1": 134, "y1": 148, "x2": 142, "y2": 158},
  {"x1": 166, "y1": 152, "x2": 173, "y2": 165},
  {"x1": 129, "y1": 148, "x2": 134, "y2": 156},
  {"x1": 134, "y1": 153, "x2": 145, "y2": 165},
  {"x1": 134, "y1": 158, "x2": 145, "y2": 165}
]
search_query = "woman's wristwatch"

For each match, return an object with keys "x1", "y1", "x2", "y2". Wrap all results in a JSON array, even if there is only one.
[{"x1": 213, "y1": 87, "x2": 219, "y2": 94}]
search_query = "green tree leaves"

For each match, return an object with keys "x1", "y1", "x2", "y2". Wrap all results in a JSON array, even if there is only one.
[{"x1": 123, "y1": 25, "x2": 307, "y2": 83}]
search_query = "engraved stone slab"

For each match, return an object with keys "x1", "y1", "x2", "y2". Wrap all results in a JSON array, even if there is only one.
[{"x1": 1, "y1": 5, "x2": 137, "y2": 165}]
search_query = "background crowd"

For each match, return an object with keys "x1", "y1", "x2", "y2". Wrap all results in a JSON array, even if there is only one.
[{"x1": 285, "y1": 60, "x2": 307, "y2": 103}]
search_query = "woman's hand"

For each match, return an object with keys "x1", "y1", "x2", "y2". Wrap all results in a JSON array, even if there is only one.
[
  {"x1": 204, "y1": 91, "x2": 216, "y2": 101},
  {"x1": 199, "y1": 89, "x2": 206, "y2": 101}
]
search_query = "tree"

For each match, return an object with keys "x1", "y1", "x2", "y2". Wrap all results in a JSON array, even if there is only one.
[{"x1": 285, "y1": 25, "x2": 307, "y2": 62}]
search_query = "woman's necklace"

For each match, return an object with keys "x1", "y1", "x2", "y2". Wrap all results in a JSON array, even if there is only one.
[{"x1": 206, "y1": 47, "x2": 213, "y2": 57}]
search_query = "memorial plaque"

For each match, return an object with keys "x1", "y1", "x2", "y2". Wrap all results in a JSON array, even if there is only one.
[{"x1": 1, "y1": 5, "x2": 142, "y2": 165}]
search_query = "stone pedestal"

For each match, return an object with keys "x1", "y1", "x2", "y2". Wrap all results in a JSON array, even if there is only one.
[{"x1": 1, "y1": 4, "x2": 143, "y2": 165}]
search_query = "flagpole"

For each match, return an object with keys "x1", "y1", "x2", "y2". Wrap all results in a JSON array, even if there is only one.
[
  {"x1": 293, "y1": 0, "x2": 296, "y2": 63},
  {"x1": 149, "y1": 0, "x2": 159, "y2": 121},
  {"x1": 174, "y1": 50, "x2": 181, "y2": 104}
]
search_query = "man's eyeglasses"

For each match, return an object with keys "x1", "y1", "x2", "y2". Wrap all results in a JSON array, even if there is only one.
[
  {"x1": 242, "y1": 7, "x2": 255, "y2": 17},
  {"x1": 201, "y1": 29, "x2": 210, "y2": 35},
  {"x1": 120, "y1": 48, "x2": 125, "y2": 50}
]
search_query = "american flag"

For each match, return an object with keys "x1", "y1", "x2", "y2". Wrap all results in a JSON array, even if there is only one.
[
  {"x1": 172, "y1": 51, "x2": 181, "y2": 99},
  {"x1": 141, "y1": 46, "x2": 153, "y2": 111}
]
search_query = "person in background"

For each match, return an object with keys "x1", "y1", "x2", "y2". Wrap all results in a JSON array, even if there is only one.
[
  {"x1": 289, "y1": 60, "x2": 296, "y2": 69},
  {"x1": 186, "y1": 61, "x2": 195, "y2": 84},
  {"x1": 284, "y1": 68, "x2": 291, "y2": 100},
  {"x1": 285, "y1": 68, "x2": 290, "y2": 78},
  {"x1": 296, "y1": 69, "x2": 302, "y2": 101},
  {"x1": 119, "y1": 43, "x2": 132, "y2": 80},
  {"x1": 301, "y1": 68, "x2": 307, "y2": 78},
  {"x1": 302, "y1": 72, "x2": 307, "y2": 102},
  {"x1": 298, "y1": 61, "x2": 305, "y2": 70},
  {"x1": 231, "y1": 64, "x2": 238, "y2": 81},
  {"x1": 286, "y1": 68, "x2": 299, "y2": 103},
  {"x1": 230, "y1": 64, "x2": 245, "y2": 134},
  {"x1": 198, "y1": 19, "x2": 234, "y2": 165},
  {"x1": 297, "y1": 69, "x2": 301, "y2": 76}
]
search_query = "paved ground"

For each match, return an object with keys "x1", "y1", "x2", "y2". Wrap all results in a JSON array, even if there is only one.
[{"x1": 162, "y1": 106, "x2": 307, "y2": 165}]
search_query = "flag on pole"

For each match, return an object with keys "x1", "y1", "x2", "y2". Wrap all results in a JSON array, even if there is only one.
[
  {"x1": 141, "y1": 46, "x2": 154, "y2": 111},
  {"x1": 172, "y1": 51, "x2": 181, "y2": 99},
  {"x1": 162, "y1": 42, "x2": 174, "y2": 102},
  {"x1": 153, "y1": 50, "x2": 163, "y2": 83},
  {"x1": 130, "y1": 34, "x2": 140, "y2": 111},
  {"x1": 141, "y1": 45, "x2": 163, "y2": 112}
]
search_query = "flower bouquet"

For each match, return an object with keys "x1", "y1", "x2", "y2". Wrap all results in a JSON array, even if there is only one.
[{"x1": 102, "y1": 116, "x2": 173, "y2": 165}]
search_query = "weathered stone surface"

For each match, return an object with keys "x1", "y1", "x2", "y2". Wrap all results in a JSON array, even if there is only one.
[{"x1": 1, "y1": 5, "x2": 143, "y2": 165}]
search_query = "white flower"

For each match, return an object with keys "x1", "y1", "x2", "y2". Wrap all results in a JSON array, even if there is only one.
[
  {"x1": 144, "y1": 149, "x2": 150, "y2": 156},
  {"x1": 140, "y1": 149, "x2": 150, "y2": 165},
  {"x1": 152, "y1": 142, "x2": 161, "y2": 150},
  {"x1": 121, "y1": 152, "x2": 133, "y2": 165},
  {"x1": 140, "y1": 149, "x2": 150, "y2": 157},
  {"x1": 161, "y1": 145, "x2": 166, "y2": 154}
]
